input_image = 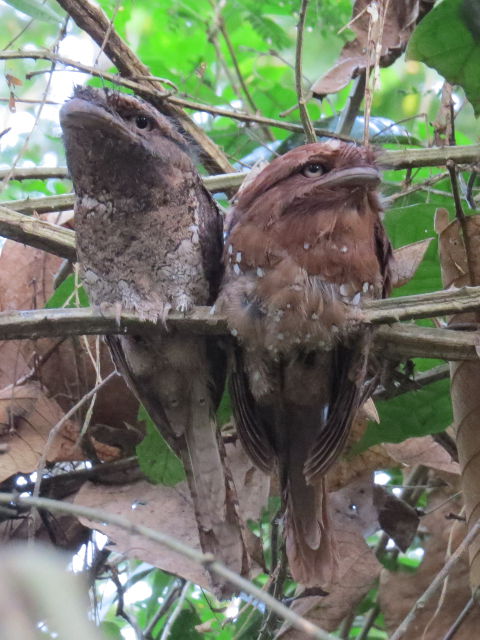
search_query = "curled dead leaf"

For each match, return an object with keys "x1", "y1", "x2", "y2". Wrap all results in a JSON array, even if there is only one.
[
  {"x1": 0, "y1": 382, "x2": 82, "y2": 481},
  {"x1": 312, "y1": 0, "x2": 434, "y2": 97},
  {"x1": 74, "y1": 442, "x2": 269, "y2": 590},
  {"x1": 391, "y1": 238, "x2": 433, "y2": 289},
  {"x1": 379, "y1": 488, "x2": 479, "y2": 640},
  {"x1": 0, "y1": 238, "x2": 141, "y2": 444}
]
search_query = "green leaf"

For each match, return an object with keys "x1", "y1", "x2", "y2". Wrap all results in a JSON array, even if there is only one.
[
  {"x1": 383, "y1": 201, "x2": 443, "y2": 297},
  {"x1": 3, "y1": 0, "x2": 64, "y2": 23},
  {"x1": 169, "y1": 609, "x2": 202, "y2": 639},
  {"x1": 216, "y1": 390, "x2": 232, "y2": 426},
  {"x1": 44, "y1": 274, "x2": 90, "y2": 309},
  {"x1": 99, "y1": 621, "x2": 123, "y2": 639},
  {"x1": 407, "y1": 0, "x2": 480, "y2": 116},
  {"x1": 356, "y1": 378, "x2": 452, "y2": 452},
  {"x1": 244, "y1": 11, "x2": 291, "y2": 50},
  {"x1": 136, "y1": 405, "x2": 186, "y2": 486}
]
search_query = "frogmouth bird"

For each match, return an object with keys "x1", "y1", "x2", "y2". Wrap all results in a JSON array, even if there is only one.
[
  {"x1": 60, "y1": 86, "x2": 247, "y2": 589},
  {"x1": 219, "y1": 140, "x2": 393, "y2": 586}
]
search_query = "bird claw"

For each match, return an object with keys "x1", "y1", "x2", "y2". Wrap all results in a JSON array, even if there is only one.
[
  {"x1": 174, "y1": 294, "x2": 192, "y2": 315},
  {"x1": 98, "y1": 301, "x2": 123, "y2": 328}
]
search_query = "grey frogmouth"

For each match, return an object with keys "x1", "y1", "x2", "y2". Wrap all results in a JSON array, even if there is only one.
[{"x1": 60, "y1": 87, "x2": 247, "y2": 591}]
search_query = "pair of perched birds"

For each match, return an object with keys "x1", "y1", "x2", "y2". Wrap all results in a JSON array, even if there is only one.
[{"x1": 60, "y1": 86, "x2": 393, "y2": 591}]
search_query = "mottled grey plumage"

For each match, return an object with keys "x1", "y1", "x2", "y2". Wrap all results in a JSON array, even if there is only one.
[{"x1": 60, "y1": 87, "x2": 247, "y2": 589}]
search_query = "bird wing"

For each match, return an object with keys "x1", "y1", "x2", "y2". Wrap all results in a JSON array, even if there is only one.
[{"x1": 229, "y1": 346, "x2": 276, "y2": 474}]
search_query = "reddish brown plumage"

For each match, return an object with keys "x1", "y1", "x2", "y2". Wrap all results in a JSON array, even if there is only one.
[{"x1": 219, "y1": 140, "x2": 393, "y2": 586}]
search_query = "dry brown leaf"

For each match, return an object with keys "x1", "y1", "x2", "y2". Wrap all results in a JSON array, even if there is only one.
[
  {"x1": 312, "y1": 0, "x2": 433, "y2": 97},
  {"x1": 0, "y1": 509, "x2": 90, "y2": 550},
  {"x1": 0, "y1": 238, "x2": 141, "y2": 443},
  {"x1": 433, "y1": 83, "x2": 455, "y2": 147},
  {"x1": 384, "y1": 437, "x2": 459, "y2": 474},
  {"x1": 373, "y1": 485, "x2": 419, "y2": 551},
  {"x1": 76, "y1": 479, "x2": 212, "y2": 588},
  {"x1": 0, "y1": 240, "x2": 63, "y2": 388},
  {"x1": 391, "y1": 239, "x2": 433, "y2": 289},
  {"x1": 329, "y1": 434, "x2": 459, "y2": 493},
  {"x1": 0, "y1": 382, "x2": 83, "y2": 481},
  {"x1": 75, "y1": 442, "x2": 269, "y2": 589},
  {"x1": 437, "y1": 212, "x2": 480, "y2": 590},
  {"x1": 5, "y1": 73, "x2": 22, "y2": 87},
  {"x1": 379, "y1": 488, "x2": 480, "y2": 639}
]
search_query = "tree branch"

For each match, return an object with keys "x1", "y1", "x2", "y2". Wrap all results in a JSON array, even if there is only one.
[
  {"x1": 374, "y1": 324, "x2": 477, "y2": 361},
  {"x1": 0, "y1": 205, "x2": 76, "y2": 261},
  {"x1": 378, "y1": 144, "x2": 480, "y2": 170},
  {"x1": 363, "y1": 286, "x2": 480, "y2": 323},
  {"x1": 0, "y1": 145, "x2": 477, "y2": 211},
  {"x1": 3, "y1": 143, "x2": 479, "y2": 217},
  {"x1": 0, "y1": 49, "x2": 352, "y2": 142},
  {"x1": 0, "y1": 167, "x2": 69, "y2": 181},
  {"x1": 53, "y1": 0, "x2": 234, "y2": 174},
  {"x1": 295, "y1": 0, "x2": 317, "y2": 143},
  {"x1": 0, "y1": 492, "x2": 337, "y2": 640},
  {"x1": 1, "y1": 194, "x2": 75, "y2": 216},
  {"x1": 0, "y1": 306, "x2": 479, "y2": 361}
]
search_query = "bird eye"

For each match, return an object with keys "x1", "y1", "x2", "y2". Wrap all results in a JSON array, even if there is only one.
[
  {"x1": 302, "y1": 163, "x2": 325, "y2": 178},
  {"x1": 135, "y1": 115, "x2": 151, "y2": 130}
]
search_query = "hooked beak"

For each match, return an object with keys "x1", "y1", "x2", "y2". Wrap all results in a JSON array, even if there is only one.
[{"x1": 319, "y1": 166, "x2": 380, "y2": 189}]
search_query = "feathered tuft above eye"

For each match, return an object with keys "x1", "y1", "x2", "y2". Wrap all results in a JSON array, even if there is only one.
[
  {"x1": 134, "y1": 114, "x2": 153, "y2": 130},
  {"x1": 301, "y1": 163, "x2": 325, "y2": 178}
]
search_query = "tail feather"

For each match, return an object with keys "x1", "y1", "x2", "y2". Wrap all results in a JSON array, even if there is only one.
[
  {"x1": 285, "y1": 477, "x2": 336, "y2": 587},
  {"x1": 182, "y1": 376, "x2": 249, "y2": 580},
  {"x1": 107, "y1": 333, "x2": 249, "y2": 593},
  {"x1": 280, "y1": 401, "x2": 337, "y2": 588}
]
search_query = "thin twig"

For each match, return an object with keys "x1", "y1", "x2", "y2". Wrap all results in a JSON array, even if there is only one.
[
  {"x1": 0, "y1": 167, "x2": 69, "y2": 181},
  {"x1": 442, "y1": 596, "x2": 475, "y2": 640},
  {"x1": 447, "y1": 160, "x2": 478, "y2": 297},
  {"x1": 0, "y1": 19, "x2": 68, "y2": 193},
  {"x1": 93, "y1": 0, "x2": 121, "y2": 68},
  {"x1": 1, "y1": 47, "x2": 350, "y2": 141},
  {"x1": 356, "y1": 603, "x2": 380, "y2": 640},
  {"x1": 144, "y1": 579, "x2": 186, "y2": 639},
  {"x1": 0, "y1": 492, "x2": 338, "y2": 640},
  {"x1": 336, "y1": 72, "x2": 366, "y2": 137},
  {"x1": 55, "y1": 0, "x2": 233, "y2": 174},
  {"x1": 258, "y1": 545, "x2": 289, "y2": 640},
  {"x1": 14, "y1": 337, "x2": 67, "y2": 386},
  {"x1": 389, "y1": 519, "x2": 480, "y2": 640},
  {"x1": 2, "y1": 16, "x2": 35, "y2": 50},
  {"x1": 466, "y1": 172, "x2": 478, "y2": 210},
  {"x1": 32, "y1": 370, "x2": 118, "y2": 503},
  {"x1": 338, "y1": 609, "x2": 356, "y2": 640},
  {"x1": 218, "y1": 18, "x2": 274, "y2": 144},
  {"x1": 295, "y1": 0, "x2": 317, "y2": 143},
  {"x1": 384, "y1": 171, "x2": 449, "y2": 205},
  {"x1": 110, "y1": 566, "x2": 145, "y2": 640},
  {"x1": 373, "y1": 363, "x2": 451, "y2": 400},
  {"x1": 357, "y1": 467, "x2": 429, "y2": 639},
  {"x1": 160, "y1": 581, "x2": 190, "y2": 640},
  {"x1": 447, "y1": 160, "x2": 466, "y2": 223}
]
